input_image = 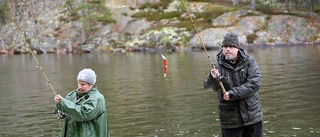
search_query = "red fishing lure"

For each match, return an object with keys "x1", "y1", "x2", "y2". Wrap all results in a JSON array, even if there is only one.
[{"x1": 161, "y1": 54, "x2": 167, "y2": 78}]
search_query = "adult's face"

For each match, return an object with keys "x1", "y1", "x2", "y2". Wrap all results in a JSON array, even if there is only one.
[
  {"x1": 77, "y1": 81, "x2": 94, "y2": 93},
  {"x1": 222, "y1": 46, "x2": 238, "y2": 61}
]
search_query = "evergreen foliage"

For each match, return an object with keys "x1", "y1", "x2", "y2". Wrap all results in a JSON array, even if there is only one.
[
  {"x1": 76, "y1": 0, "x2": 116, "y2": 24},
  {"x1": 0, "y1": 0, "x2": 9, "y2": 25}
]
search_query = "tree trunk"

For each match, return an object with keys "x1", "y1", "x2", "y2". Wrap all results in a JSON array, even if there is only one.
[
  {"x1": 30, "y1": 0, "x2": 38, "y2": 35},
  {"x1": 86, "y1": 0, "x2": 93, "y2": 40},
  {"x1": 309, "y1": 0, "x2": 314, "y2": 12},
  {"x1": 305, "y1": 0, "x2": 314, "y2": 12},
  {"x1": 232, "y1": 0, "x2": 240, "y2": 6},
  {"x1": 251, "y1": 0, "x2": 256, "y2": 10},
  {"x1": 81, "y1": 0, "x2": 87, "y2": 44},
  {"x1": 65, "y1": 0, "x2": 74, "y2": 11},
  {"x1": 7, "y1": 0, "x2": 18, "y2": 19},
  {"x1": 285, "y1": 0, "x2": 289, "y2": 12}
]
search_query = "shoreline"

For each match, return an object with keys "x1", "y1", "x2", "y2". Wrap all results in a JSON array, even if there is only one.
[{"x1": 1, "y1": 41, "x2": 319, "y2": 55}]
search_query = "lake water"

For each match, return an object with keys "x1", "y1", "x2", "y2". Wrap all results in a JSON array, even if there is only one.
[{"x1": 0, "y1": 45, "x2": 319, "y2": 137}]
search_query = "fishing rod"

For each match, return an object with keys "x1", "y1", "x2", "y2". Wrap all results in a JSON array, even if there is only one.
[
  {"x1": 180, "y1": 0, "x2": 227, "y2": 94},
  {"x1": 13, "y1": 23, "x2": 57, "y2": 95}
]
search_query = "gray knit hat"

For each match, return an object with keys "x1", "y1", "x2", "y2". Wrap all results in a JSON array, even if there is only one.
[
  {"x1": 77, "y1": 68, "x2": 97, "y2": 85},
  {"x1": 222, "y1": 32, "x2": 240, "y2": 48}
]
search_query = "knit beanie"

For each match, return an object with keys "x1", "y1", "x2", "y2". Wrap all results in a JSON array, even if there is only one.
[
  {"x1": 77, "y1": 68, "x2": 97, "y2": 85},
  {"x1": 222, "y1": 32, "x2": 240, "y2": 48}
]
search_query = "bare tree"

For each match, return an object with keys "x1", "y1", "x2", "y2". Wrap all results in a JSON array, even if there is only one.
[
  {"x1": 65, "y1": 0, "x2": 75, "y2": 11},
  {"x1": 232, "y1": 0, "x2": 240, "y2": 6},
  {"x1": 251, "y1": 0, "x2": 256, "y2": 10},
  {"x1": 285, "y1": 0, "x2": 289, "y2": 12},
  {"x1": 7, "y1": 0, "x2": 18, "y2": 20},
  {"x1": 28, "y1": 0, "x2": 38, "y2": 35},
  {"x1": 81, "y1": 0, "x2": 87, "y2": 44},
  {"x1": 306, "y1": 0, "x2": 314, "y2": 12}
]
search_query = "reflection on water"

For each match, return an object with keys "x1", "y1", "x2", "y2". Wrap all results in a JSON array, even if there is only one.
[{"x1": 0, "y1": 45, "x2": 319, "y2": 137}]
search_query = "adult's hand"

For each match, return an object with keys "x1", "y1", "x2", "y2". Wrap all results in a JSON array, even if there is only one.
[
  {"x1": 223, "y1": 92, "x2": 230, "y2": 101},
  {"x1": 211, "y1": 68, "x2": 220, "y2": 78},
  {"x1": 54, "y1": 94, "x2": 63, "y2": 104}
]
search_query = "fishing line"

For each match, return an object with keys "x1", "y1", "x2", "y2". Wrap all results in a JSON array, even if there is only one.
[
  {"x1": 13, "y1": 23, "x2": 57, "y2": 95},
  {"x1": 180, "y1": 0, "x2": 214, "y2": 67},
  {"x1": 180, "y1": 0, "x2": 227, "y2": 94},
  {"x1": 13, "y1": 22, "x2": 62, "y2": 136}
]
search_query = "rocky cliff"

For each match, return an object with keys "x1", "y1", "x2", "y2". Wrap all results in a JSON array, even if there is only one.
[{"x1": 0, "y1": 0, "x2": 319, "y2": 54}]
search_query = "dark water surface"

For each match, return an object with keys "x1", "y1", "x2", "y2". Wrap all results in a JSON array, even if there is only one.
[{"x1": 0, "y1": 45, "x2": 319, "y2": 137}]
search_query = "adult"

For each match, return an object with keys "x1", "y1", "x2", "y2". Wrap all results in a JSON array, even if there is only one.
[
  {"x1": 204, "y1": 33, "x2": 263, "y2": 137},
  {"x1": 54, "y1": 68, "x2": 109, "y2": 137}
]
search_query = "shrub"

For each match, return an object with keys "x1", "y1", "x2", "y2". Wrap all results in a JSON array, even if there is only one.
[{"x1": 247, "y1": 34, "x2": 258, "y2": 44}]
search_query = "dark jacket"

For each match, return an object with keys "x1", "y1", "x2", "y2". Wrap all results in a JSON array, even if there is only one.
[
  {"x1": 204, "y1": 48, "x2": 263, "y2": 129},
  {"x1": 56, "y1": 88, "x2": 109, "y2": 137}
]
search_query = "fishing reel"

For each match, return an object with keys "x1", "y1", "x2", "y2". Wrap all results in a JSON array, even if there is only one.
[{"x1": 54, "y1": 108, "x2": 68, "y2": 119}]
